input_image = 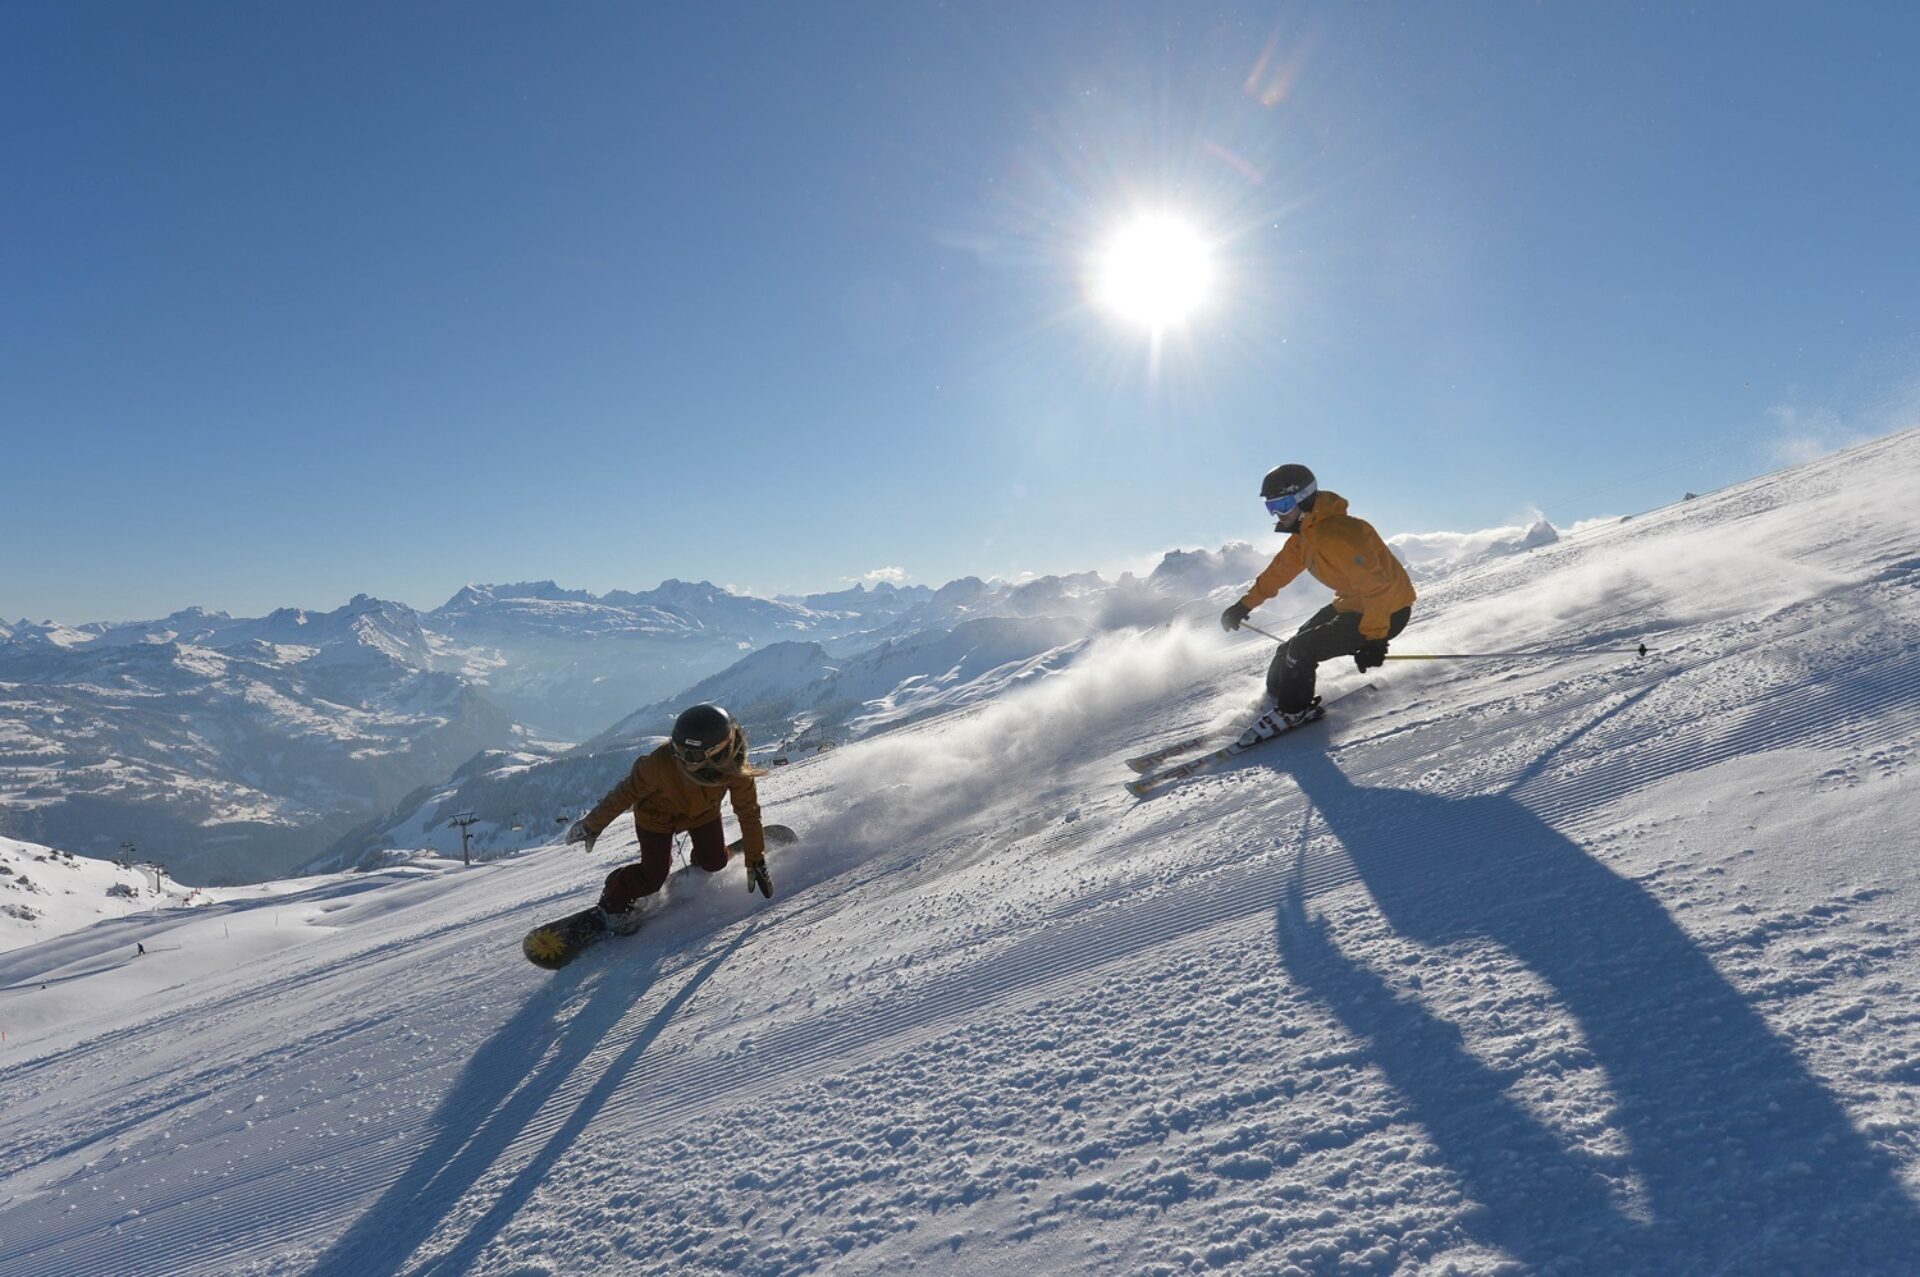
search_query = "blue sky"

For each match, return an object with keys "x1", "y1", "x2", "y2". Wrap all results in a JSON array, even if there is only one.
[{"x1": 5, "y1": 2, "x2": 1917, "y2": 623}]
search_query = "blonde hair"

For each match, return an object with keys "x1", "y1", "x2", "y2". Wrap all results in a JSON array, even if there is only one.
[{"x1": 733, "y1": 728, "x2": 768, "y2": 778}]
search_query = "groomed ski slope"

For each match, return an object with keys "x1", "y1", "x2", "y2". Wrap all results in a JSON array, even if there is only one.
[{"x1": 3, "y1": 431, "x2": 1919, "y2": 1276}]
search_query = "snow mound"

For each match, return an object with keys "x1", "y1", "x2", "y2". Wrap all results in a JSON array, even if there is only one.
[{"x1": 0, "y1": 837, "x2": 213, "y2": 954}]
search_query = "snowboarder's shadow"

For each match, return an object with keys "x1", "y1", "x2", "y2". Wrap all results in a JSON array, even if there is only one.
[
  {"x1": 1271, "y1": 747, "x2": 1920, "y2": 1272},
  {"x1": 310, "y1": 926, "x2": 753, "y2": 1277}
]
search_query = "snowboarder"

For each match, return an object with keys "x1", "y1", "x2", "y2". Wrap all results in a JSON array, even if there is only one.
[
  {"x1": 1220, "y1": 464, "x2": 1417, "y2": 717},
  {"x1": 564, "y1": 703, "x2": 773, "y2": 932}
]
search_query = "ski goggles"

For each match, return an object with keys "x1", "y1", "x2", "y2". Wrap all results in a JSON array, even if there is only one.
[
  {"x1": 1264, "y1": 481, "x2": 1316, "y2": 518},
  {"x1": 674, "y1": 730, "x2": 741, "y2": 782}
]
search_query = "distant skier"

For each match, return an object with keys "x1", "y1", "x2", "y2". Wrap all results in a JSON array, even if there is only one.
[
  {"x1": 136, "y1": 942, "x2": 145, "y2": 956},
  {"x1": 1220, "y1": 464, "x2": 1417, "y2": 722},
  {"x1": 565, "y1": 703, "x2": 772, "y2": 931}
]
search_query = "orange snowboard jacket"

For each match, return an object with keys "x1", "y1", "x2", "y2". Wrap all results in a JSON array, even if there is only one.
[{"x1": 1237, "y1": 491, "x2": 1416, "y2": 640}]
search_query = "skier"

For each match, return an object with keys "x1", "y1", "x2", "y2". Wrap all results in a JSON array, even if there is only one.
[
  {"x1": 564, "y1": 703, "x2": 773, "y2": 932},
  {"x1": 1220, "y1": 464, "x2": 1416, "y2": 724}
]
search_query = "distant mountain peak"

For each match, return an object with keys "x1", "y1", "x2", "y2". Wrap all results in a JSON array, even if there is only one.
[
  {"x1": 439, "y1": 582, "x2": 599, "y2": 611},
  {"x1": 440, "y1": 584, "x2": 493, "y2": 610},
  {"x1": 655, "y1": 578, "x2": 724, "y2": 597},
  {"x1": 1515, "y1": 517, "x2": 1560, "y2": 550},
  {"x1": 503, "y1": 581, "x2": 594, "y2": 602}
]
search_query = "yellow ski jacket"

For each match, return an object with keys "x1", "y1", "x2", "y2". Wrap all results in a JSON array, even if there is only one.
[
  {"x1": 1237, "y1": 491, "x2": 1416, "y2": 640},
  {"x1": 583, "y1": 744, "x2": 766, "y2": 862}
]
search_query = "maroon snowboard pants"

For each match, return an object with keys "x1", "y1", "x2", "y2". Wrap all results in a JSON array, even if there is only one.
[{"x1": 598, "y1": 817, "x2": 728, "y2": 913}]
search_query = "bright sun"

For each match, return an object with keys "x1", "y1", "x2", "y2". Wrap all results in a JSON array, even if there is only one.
[{"x1": 1088, "y1": 213, "x2": 1217, "y2": 333}]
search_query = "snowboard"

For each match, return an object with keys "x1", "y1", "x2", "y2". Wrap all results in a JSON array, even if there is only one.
[{"x1": 522, "y1": 823, "x2": 798, "y2": 970}]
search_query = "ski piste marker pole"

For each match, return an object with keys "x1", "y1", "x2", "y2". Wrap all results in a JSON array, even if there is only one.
[{"x1": 1235, "y1": 619, "x2": 1649, "y2": 660}]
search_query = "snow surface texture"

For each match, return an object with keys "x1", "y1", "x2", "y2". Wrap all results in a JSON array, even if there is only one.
[{"x1": 2, "y1": 432, "x2": 1918, "y2": 1274}]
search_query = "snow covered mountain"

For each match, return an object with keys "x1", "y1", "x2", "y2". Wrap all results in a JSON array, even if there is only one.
[
  {"x1": 0, "y1": 580, "x2": 977, "y2": 882},
  {"x1": 592, "y1": 614, "x2": 1094, "y2": 751},
  {"x1": 1, "y1": 836, "x2": 215, "y2": 953},
  {"x1": 0, "y1": 618, "x2": 97, "y2": 651},
  {"x1": 423, "y1": 578, "x2": 937, "y2": 740},
  {"x1": 2, "y1": 430, "x2": 1914, "y2": 1275},
  {"x1": 0, "y1": 596, "x2": 522, "y2": 884}
]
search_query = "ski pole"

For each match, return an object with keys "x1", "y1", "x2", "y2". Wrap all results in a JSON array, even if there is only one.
[
  {"x1": 1237, "y1": 619, "x2": 1648, "y2": 660},
  {"x1": 1383, "y1": 646, "x2": 1649, "y2": 661}
]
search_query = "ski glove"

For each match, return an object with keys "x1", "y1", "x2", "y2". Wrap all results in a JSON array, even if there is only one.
[
  {"x1": 1220, "y1": 602, "x2": 1251, "y2": 633},
  {"x1": 1354, "y1": 638, "x2": 1389, "y2": 673},
  {"x1": 745, "y1": 855, "x2": 774, "y2": 899},
  {"x1": 564, "y1": 818, "x2": 598, "y2": 854}
]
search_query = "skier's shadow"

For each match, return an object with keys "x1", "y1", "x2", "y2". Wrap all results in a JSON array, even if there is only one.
[
  {"x1": 310, "y1": 928, "x2": 750, "y2": 1277},
  {"x1": 1271, "y1": 748, "x2": 1920, "y2": 1273}
]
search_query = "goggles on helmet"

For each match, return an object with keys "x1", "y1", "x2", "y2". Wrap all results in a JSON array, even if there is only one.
[
  {"x1": 1264, "y1": 482, "x2": 1315, "y2": 518},
  {"x1": 674, "y1": 729, "x2": 740, "y2": 783}
]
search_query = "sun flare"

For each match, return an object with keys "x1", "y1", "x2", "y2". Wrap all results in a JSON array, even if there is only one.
[{"x1": 1088, "y1": 214, "x2": 1217, "y2": 333}]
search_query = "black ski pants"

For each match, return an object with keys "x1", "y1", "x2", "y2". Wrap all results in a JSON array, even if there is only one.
[
  {"x1": 599, "y1": 816, "x2": 728, "y2": 913},
  {"x1": 1267, "y1": 603, "x2": 1412, "y2": 713}
]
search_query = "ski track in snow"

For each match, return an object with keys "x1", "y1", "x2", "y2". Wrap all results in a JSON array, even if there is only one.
[{"x1": 3, "y1": 432, "x2": 1920, "y2": 1274}]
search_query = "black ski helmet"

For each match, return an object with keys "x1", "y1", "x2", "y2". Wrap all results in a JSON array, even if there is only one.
[
  {"x1": 671, "y1": 703, "x2": 745, "y2": 781},
  {"x1": 1260, "y1": 463, "x2": 1316, "y2": 501},
  {"x1": 1260, "y1": 463, "x2": 1318, "y2": 529}
]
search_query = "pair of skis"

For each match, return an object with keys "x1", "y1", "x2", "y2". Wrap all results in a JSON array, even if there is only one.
[{"x1": 1122, "y1": 685, "x2": 1371, "y2": 797}]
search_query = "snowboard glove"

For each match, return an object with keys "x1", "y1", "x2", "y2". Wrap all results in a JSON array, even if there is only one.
[
  {"x1": 745, "y1": 856, "x2": 774, "y2": 899},
  {"x1": 564, "y1": 818, "x2": 598, "y2": 854},
  {"x1": 1354, "y1": 638, "x2": 1389, "y2": 673},
  {"x1": 1220, "y1": 602, "x2": 1251, "y2": 633}
]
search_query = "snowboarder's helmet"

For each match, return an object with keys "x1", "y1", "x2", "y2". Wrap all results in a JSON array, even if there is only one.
[
  {"x1": 1260, "y1": 463, "x2": 1317, "y2": 527},
  {"x1": 671, "y1": 703, "x2": 746, "y2": 783}
]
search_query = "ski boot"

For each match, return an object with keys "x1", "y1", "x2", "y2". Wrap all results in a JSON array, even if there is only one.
[
  {"x1": 1236, "y1": 697, "x2": 1323, "y2": 748},
  {"x1": 594, "y1": 904, "x2": 646, "y2": 937}
]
